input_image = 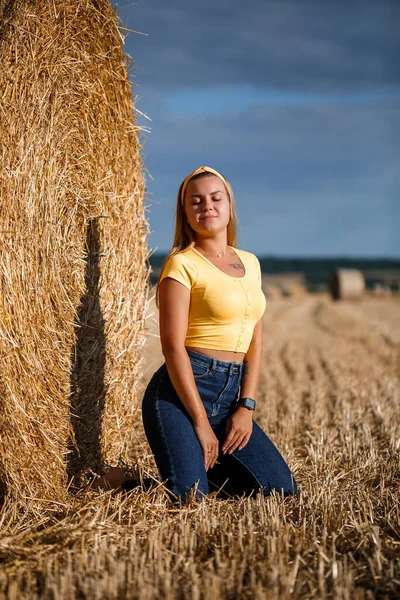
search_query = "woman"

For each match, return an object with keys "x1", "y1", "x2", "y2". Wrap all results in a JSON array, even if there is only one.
[{"x1": 141, "y1": 165, "x2": 297, "y2": 501}]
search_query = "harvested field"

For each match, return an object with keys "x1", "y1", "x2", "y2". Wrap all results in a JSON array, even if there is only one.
[{"x1": 0, "y1": 293, "x2": 399, "y2": 598}]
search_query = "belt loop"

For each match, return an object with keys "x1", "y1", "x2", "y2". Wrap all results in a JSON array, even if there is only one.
[{"x1": 211, "y1": 358, "x2": 217, "y2": 373}]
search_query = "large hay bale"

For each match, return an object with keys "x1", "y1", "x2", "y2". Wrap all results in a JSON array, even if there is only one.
[
  {"x1": 330, "y1": 269, "x2": 365, "y2": 301},
  {"x1": 0, "y1": 0, "x2": 149, "y2": 501}
]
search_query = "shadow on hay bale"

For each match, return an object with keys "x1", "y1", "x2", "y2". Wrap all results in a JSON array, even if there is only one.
[
  {"x1": 67, "y1": 219, "x2": 106, "y2": 485},
  {"x1": 0, "y1": 0, "x2": 149, "y2": 502}
]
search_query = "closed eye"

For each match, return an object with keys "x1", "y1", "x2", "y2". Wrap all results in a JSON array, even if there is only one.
[{"x1": 191, "y1": 196, "x2": 222, "y2": 206}]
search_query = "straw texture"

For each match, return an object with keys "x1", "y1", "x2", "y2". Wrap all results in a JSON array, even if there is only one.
[
  {"x1": 0, "y1": 294, "x2": 399, "y2": 598},
  {"x1": 0, "y1": 0, "x2": 149, "y2": 501}
]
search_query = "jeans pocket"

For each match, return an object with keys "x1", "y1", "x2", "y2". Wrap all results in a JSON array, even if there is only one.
[{"x1": 191, "y1": 361, "x2": 211, "y2": 380}]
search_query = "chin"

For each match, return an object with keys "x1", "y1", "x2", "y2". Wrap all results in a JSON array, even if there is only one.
[{"x1": 199, "y1": 223, "x2": 222, "y2": 231}]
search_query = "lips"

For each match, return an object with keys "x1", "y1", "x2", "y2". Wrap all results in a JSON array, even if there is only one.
[{"x1": 201, "y1": 215, "x2": 217, "y2": 220}]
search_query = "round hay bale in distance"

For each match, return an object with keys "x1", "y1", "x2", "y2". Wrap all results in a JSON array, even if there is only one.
[{"x1": 329, "y1": 269, "x2": 365, "y2": 301}]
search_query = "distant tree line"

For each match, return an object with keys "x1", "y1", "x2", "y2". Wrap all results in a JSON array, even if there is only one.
[{"x1": 148, "y1": 253, "x2": 400, "y2": 291}]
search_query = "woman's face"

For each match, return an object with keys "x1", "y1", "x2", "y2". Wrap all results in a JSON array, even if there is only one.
[{"x1": 183, "y1": 175, "x2": 231, "y2": 236}]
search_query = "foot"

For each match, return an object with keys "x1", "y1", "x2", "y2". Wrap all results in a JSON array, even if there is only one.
[{"x1": 89, "y1": 467, "x2": 125, "y2": 491}]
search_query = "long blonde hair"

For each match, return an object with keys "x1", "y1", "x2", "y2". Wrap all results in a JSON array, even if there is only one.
[{"x1": 155, "y1": 166, "x2": 240, "y2": 308}]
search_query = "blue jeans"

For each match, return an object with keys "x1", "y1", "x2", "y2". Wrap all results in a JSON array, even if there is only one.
[{"x1": 142, "y1": 348, "x2": 297, "y2": 501}]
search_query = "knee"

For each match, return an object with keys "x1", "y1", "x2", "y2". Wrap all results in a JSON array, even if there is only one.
[
  {"x1": 166, "y1": 478, "x2": 209, "y2": 503},
  {"x1": 282, "y1": 472, "x2": 298, "y2": 497},
  {"x1": 264, "y1": 471, "x2": 298, "y2": 497},
  {"x1": 289, "y1": 473, "x2": 298, "y2": 496}
]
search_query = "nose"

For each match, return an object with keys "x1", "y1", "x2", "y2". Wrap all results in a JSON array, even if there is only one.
[{"x1": 202, "y1": 197, "x2": 214, "y2": 211}]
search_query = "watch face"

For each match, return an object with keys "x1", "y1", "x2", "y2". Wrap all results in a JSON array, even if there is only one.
[{"x1": 240, "y1": 397, "x2": 256, "y2": 410}]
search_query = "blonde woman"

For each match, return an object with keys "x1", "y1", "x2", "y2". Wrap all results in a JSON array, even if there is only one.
[{"x1": 141, "y1": 166, "x2": 297, "y2": 501}]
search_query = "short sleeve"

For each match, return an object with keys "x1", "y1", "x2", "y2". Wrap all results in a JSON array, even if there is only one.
[
  {"x1": 253, "y1": 254, "x2": 262, "y2": 286},
  {"x1": 159, "y1": 252, "x2": 197, "y2": 290}
]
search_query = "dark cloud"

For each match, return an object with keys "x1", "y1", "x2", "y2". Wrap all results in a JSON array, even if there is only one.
[
  {"x1": 121, "y1": 0, "x2": 400, "y2": 93},
  {"x1": 112, "y1": 0, "x2": 400, "y2": 256}
]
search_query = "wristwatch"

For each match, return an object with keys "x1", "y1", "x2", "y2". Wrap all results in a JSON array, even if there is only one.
[{"x1": 236, "y1": 397, "x2": 256, "y2": 411}]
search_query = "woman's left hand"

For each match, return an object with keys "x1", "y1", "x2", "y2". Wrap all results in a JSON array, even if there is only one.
[{"x1": 222, "y1": 407, "x2": 253, "y2": 454}]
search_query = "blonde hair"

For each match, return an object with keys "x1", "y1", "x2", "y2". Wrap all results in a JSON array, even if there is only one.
[{"x1": 155, "y1": 166, "x2": 240, "y2": 308}]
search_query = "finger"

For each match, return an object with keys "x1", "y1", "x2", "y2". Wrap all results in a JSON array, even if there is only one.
[
  {"x1": 238, "y1": 433, "x2": 251, "y2": 451},
  {"x1": 226, "y1": 432, "x2": 244, "y2": 455},
  {"x1": 231, "y1": 430, "x2": 250, "y2": 453},
  {"x1": 227, "y1": 438, "x2": 243, "y2": 455},
  {"x1": 211, "y1": 444, "x2": 219, "y2": 469},
  {"x1": 203, "y1": 447, "x2": 210, "y2": 470},
  {"x1": 205, "y1": 451, "x2": 211, "y2": 471},
  {"x1": 222, "y1": 429, "x2": 237, "y2": 454},
  {"x1": 205, "y1": 446, "x2": 217, "y2": 470},
  {"x1": 208, "y1": 441, "x2": 217, "y2": 467}
]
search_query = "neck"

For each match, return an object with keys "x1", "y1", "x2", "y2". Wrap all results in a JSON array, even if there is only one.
[{"x1": 194, "y1": 236, "x2": 230, "y2": 256}]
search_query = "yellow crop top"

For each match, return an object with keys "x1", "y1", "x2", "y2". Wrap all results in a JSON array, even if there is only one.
[{"x1": 158, "y1": 246, "x2": 266, "y2": 353}]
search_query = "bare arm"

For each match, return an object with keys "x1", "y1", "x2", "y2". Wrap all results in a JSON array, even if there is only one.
[
  {"x1": 222, "y1": 317, "x2": 263, "y2": 454},
  {"x1": 238, "y1": 316, "x2": 263, "y2": 399},
  {"x1": 158, "y1": 277, "x2": 219, "y2": 469}
]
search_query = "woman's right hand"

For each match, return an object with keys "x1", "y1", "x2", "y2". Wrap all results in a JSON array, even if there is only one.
[{"x1": 194, "y1": 418, "x2": 219, "y2": 471}]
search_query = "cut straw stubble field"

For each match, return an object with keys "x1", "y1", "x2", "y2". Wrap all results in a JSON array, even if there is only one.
[
  {"x1": 0, "y1": 0, "x2": 149, "y2": 501},
  {"x1": 0, "y1": 293, "x2": 399, "y2": 599}
]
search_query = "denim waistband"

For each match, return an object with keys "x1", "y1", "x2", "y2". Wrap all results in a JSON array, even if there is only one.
[{"x1": 186, "y1": 348, "x2": 244, "y2": 376}]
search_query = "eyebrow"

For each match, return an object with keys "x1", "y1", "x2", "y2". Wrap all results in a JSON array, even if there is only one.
[{"x1": 189, "y1": 190, "x2": 224, "y2": 199}]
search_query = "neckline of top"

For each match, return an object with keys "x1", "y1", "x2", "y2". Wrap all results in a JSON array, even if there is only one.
[{"x1": 189, "y1": 246, "x2": 247, "y2": 280}]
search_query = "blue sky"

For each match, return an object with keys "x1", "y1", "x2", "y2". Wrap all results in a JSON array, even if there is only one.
[{"x1": 114, "y1": 0, "x2": 399, "y2": 257}]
